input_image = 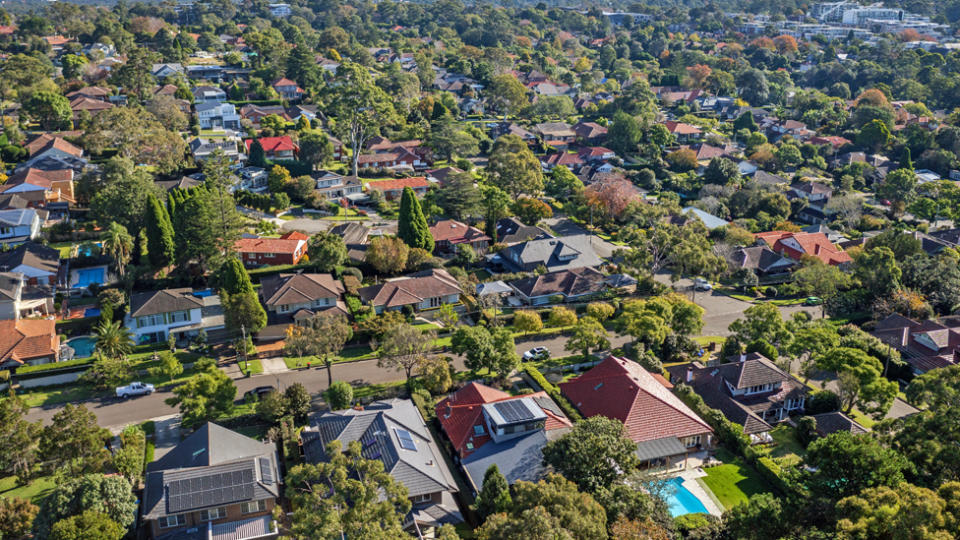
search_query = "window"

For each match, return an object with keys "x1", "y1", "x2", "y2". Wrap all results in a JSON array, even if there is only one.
[
  {"x1": 395, "y1": 428, "x2": 417, "y2": 451},
  {"x1": 199, "y1": 507, "x2": 226, "y2": 522},
  {"x1": 413, "y1": 494, "x2": 432, "y2": 503},
  {"x1": 473, "y1": 425, "x2": 485, "y2": 436},
  {"x1": 682, "y1": 435, "x2": 701, "y2": 448},
  {"x1": 241, "y1": 500, "x2": 267, "y2": 514},
  {"x1": 170, "y1": 310, "x2": 189, "y2": 323},
  {"x1": 159, "y1": 515, "x2": 186, "y2": 528},
  {"x1": 429, "y1": 297, "x2": 441, "y2": 308}
]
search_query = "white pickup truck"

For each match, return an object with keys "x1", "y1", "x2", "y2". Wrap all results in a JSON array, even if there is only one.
[{"x1": 116, "y1": 381, "x2": 155, "y2": 399}]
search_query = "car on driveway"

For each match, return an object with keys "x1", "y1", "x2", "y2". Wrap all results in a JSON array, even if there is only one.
[
  {"x1": 522, "y1": 347, "x2": 550, "y2": 361},
  {"x1": 693, "y1": 278, "x2": 713, "y2": 291},
  {"x1": 244, "y1": 385, "x2": 277, "y2": 402}
]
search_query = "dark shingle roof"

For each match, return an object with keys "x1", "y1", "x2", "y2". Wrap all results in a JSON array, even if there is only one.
[
  {"x1": 129, "y1": 288, "x2": 203, "y2": 318},
  {"x1": 812, "y1": 412, "x2": 868, "y2": 436}
]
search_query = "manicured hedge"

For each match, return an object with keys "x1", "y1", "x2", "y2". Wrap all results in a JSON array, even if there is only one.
[
  {"x1": 674, "y1": 383, "x2": 752, "y2": 455},
  {"x1": 522, "y1": 365, "x2": 582, "y2": 422},
  {"x1": 16, "y1": 356, "x2": 96, "y2": 375}
]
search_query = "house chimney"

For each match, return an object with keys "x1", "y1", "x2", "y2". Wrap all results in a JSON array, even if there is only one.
[
  {"x1": 686, "y1": 366, "x2": 693, "y2": 383},
  {"x1": 739, "y1": 353, "x2": 747, "y2": 363},
  {"x1": 814, "y1": 244, "x2": 822, "y2": 255}
]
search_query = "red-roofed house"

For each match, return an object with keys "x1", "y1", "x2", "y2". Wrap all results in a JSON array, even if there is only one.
[
  {"x1": 435, "y1": 381, "x2": 573, "y2": 488},
  {"x1": 272, "y1": 78, "x2": 304, "y2": 101},
  {"x1": 364, "y1": 177, "x2": 430, "y2": 200},
  {"x1": 560, "y1": 356, "x2": 713, "y2": 470},
  {"x1": 663, "y1": 121, "x2": 703, "y2": 143},
  {"x1": 809, "y1": 136, "x2": 852, "y2": 151},
  {"x1": 0, "y1": 318, "x2": 59, "y2": 368},
  {"x1": 234, "y1": 232, "x2": 307, "y2": 267},
  {"x1": 245, "y1": 136, "x2": 299, "y2": 160},
  {"x1": 429, "y1": 219, "x2": 490, "y2": 254},
  {"x1": 754, "y1": 231, "x2": 853, "y2": 267}
]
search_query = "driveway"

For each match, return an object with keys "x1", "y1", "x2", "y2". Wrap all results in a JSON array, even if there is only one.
[{"x1": 542, "y1": 217, "x2": 621, "y2": 259}]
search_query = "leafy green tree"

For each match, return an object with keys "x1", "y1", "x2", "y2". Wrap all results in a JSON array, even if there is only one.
[
  {"x1": 147, "y1": 351, "x2": 183, "y2": 381},
  {"x1": 298, "y1": 131, "x2": 333, "y2": 169},
  {"x1": 721, "y1": 493, "x2": 786, "y2": 540},
  {"x1": 428, "y1": 119, "x2": 480, "y2": 160},
  {"x1": 486, "y1": 134, "x2": 544, "y2": 197},
  {"x1": 84, "y1": 107, "x2": 187, "y2": 174},
  {"x1": 857, "y1": 118, "x2": 892, "y2": 152},
  {"x1": 0, "y1": 394, "x2": 41, "y2": 483},
  {"x1": 545, "y1": 165, "x2": 584, "y2": 199},
  {"x1": 703, "y1": 157, "x2": 741, "y2": 185},
  {"x1": 608, "y1": 111, "x2": 643, "y2": 155},
  {"x1": 733, "y1": 111, "x2": 758, "y2": 133},
  {"x1": 853, "y1": 246, "x2": 902, "y2": 298},
  {"x1": 248, "y1": 139, "x2": 267, "y2": 168},
  {"x1": 817, "y1": 347, "x2": 899, "y2": 417},
  {"x1": 376, "y1": 322, "x2": 435, "y2": 381},
  {"x1": 450, "y1": 325, "x2": 519, "y2": 377},
  {"x1": 94, "y1": 319, "x2": 134, "y2": 361},
  {"x1": 787, "y1": 321, "x2": 840, "y2": 384},
  {"x1": 81, "y1": 355, "x2": 132, "y2": 391},
  {"x1": 89, "y1": 157, "x2": 162, "y2": 234},
  {"x1": 0, "y1": 496, "x2": 37, "y2": 539},
  {"x1": 61, "y1": 54, "x2": 88, "y2": 80},
  {"x1": 49, "y1": 510, "x2": 124, "y2": 540},
  {"x1": 487, "y1": 73, "x2": 529, "y2": 118},
  {"x1": 255, "y1": 391, "x2": 287, "y2": 424},
  {"x1": 221, "y1": 289, "x2": 267, "y2": 334},
  {"x1": 112, "y1": 425, "x2": 145, "y2": 483},
  {"x1": 24, "y1": 91, "x2": 71, "y2": 130},
  {"x1": 475, "y1": 465, "x2": 512, "y2": 519},
  {"x1": 804, "y1": 431, "x2": 909, "y2": 501},
  {"x1": 565, "y1": 316, "x2": 609, "y2": 358},
  {"x1": 435, "y1": 172, "x2": 481, "y2": 220},
  {"x1": 397, "y1": 187, "x2": 434, "y2": 252},
  {"x1": 543, "y1": 416, "x2": 638, "y2": 493},
  {"x1": 326, "y1": 63, "x2": 400, "y2": 176},
  {"x1": 285, "y1": 440, "x2": 411, "y2": 539},
  {"x1": 268, "y1": 164, "x2": 291, "y2": 193},
  {"x1": 323, "y1": 381, "x2": 353, "y2": 410},
  {"x1": 791, "y1": 257, "x2": 851, "y2": 315},
  {"x1": 100, "y1": 222, "x2": 134, "y2": 278},
  {"x1": 365, "y1": 236, "x2": 409, "y2": 274},
  {"x1": 307, "y1": 231, "x2": 347, "y2": 272},
  {"x1": 736, "y1": 68, "x2": 770, "y2": 105},
  {"x1": 547, "y1": 306, "x2": 577, "y2": 327},
  {"x1": 836, "y1": 482, "x2": 960, "y2": 540},
  {"x1": 728, "y1": 303, "x2": 792, "y2": 353},
  {"x1": 144, "y1": 193, "x2": 175, "y2": 268},
  {"x1": 109, "y1": 46, "x2": 159, "y2": 100},
  {"x1": 479, "y1": 183, "x2": 512, "y2": 241},
  {"x1": 34, "y1": 474, "x2": 137, "y2": 538},
  {"x1": 513, "y1": 310, "x2": 543, "y2": 334},
  {"x1": 512, "y1": 197, "x2": 553, "y2": 225},
  {"x1": 876, "y1": 169, "x2": 918, "y2": 216},
  {"x1": 216, "y1": 258, "x2": 255, "y2": 296},
  {"x1": 164, "y1": 366, "x2": 237, "y2": 429},
  {"x1": 308, "y1": 313, "x2": 354, "y2": 386},
  {"x1": 586, "y1": 302, "x2": 615, "y2": 321}
]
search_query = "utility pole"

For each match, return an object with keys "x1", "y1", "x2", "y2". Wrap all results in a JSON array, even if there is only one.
[{"x1": 240, "y1": 324, "x2": 248, "y2": 375}]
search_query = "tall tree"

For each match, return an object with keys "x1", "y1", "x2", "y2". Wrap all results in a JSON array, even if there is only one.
[
  {"x1": 365, "y1": 236, "x2": 409, "y2": 275},
  {"x1": 100, "y1": 222, "x2": 133, "y2": 277},
  {"x1": 221, "y1": 289, "x2": 267, "y2": 334},
  {"x1": 34, "y1": 474, "x2": 137, "y2": 539},
  {"x1": 164, "y1": 365, "x2": 237, "y2": 429},
  {"x1": 608, "y1": 111, "x2": 642, "y2": 155},
  {"x1": 479, "y1": 183, "x2": 512, "y2": 241},
  {"x1": 450, "y1": 325, "x2": 519, "y2": 377},
  {"x1": 109, "y1": 46, "x2": 160, "y2": 101},
  {"x1": 565, "y1": 316, "x2": 610, "y2": 358},
  {"x1": 0, "y1": 394, "x2": 41, "y2": 483},
  {"x1": 49, "y1": 510, "x2": 124, "y2": 540},
  {"x1": 0, "y1": 497, "x2": 37, "y2": 540},
  {"x1": 325, "y1": 63, "x2": 399, "y2": 176},
  {"x1": 23, "y1": 91, "x2": 71, "y2": 130},
  {"x1": 486, "y1": 73, "x2": 529, "y2": 119},
  {"x1": 298, "y1": 131, "x2": 333, "y2": 169},
  {"x1": 309, "y1": 313, "x2": 353, "y2": 386},
  {"x1": 475, "y1": 465, "x2": 512, "y2": 519},
  {"x1": 804, "y1": 432, "x2": 909, "y2": 501},
  {"x1": 39, "y1": 405, "x2": 112, "y2": 476},
  {"x1": 144, "y1": 193, "x2": 175, "y2": 268},
  {"x1": 216, "y1": 258, "x2": 255, "y2": 296},
  {"x1": 435, "y1": 172, "x2": 481, "y2": 220},
  {"x1": 248, "y1": 139, "x2": 267, "y2": 168},
  {"x1": 485, "y1": 134, "x2": 544, "y2": 197},
  {"x1": 376, "y1": 323, "x2": 435, "y2": 382},
  {"x1": 307, "y1": 231, "x2": 347, "y2": 272},
  {"x1": 542, "y1": 416, "x2": 639, "y2": 493},
  {"x1": 397, "y1": 187, "x2": 434, "y2": 252},
  {"x1": 285, "y1": 440, "x2": 411, "y2": 539},
  {"x1": 94, "y1": 320, "x2": 134, "y2": 361},
  {"x1": 89, "y1": 157, "x2": 162, "y2": 234},
  {"x1": 816, "y1": 347, "x2": 898, "y2": 417}
]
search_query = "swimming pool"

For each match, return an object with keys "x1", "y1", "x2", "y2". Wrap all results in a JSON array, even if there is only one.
[
  {"x1": 65, "y1": 336, "x2": 97, "y2": 358},
  {"x1": 75, "y1": 267, "x2": 106, "y2": 288},
  {"x1": 664, "y1": 476, "x2": 709, "y2": 517}
]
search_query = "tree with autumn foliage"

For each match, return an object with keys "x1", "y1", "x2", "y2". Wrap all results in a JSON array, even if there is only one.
[
  {"x1": 685, "y1": 64, "x2": 712, "y2": 88},
  {"x1": 773, "y1": 34, "x2": 799, "y2": 55}
]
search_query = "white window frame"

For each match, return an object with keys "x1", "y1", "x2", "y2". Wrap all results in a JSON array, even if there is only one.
[
  {"x1": 200, "y1": 507, "x2": 226, "y2": 522},
  {"x1": 159, "y1": 514, "x2": 186, "y2": 528},
  {"x1": 241, "y1": 500, "x2": 267, "y2": 514}
]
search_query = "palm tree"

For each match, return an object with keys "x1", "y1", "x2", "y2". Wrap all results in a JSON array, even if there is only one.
[
  {"x1": 95, "y1": 319, "x2": 134, "y2": 361},
  {"x1": 101, "y1": 222, "x2": 134, "y2": 277}
]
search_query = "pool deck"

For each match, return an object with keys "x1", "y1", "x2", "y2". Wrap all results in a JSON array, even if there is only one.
[{"x1": 677, "y1": 468, "x2": 724, "y2": 517}]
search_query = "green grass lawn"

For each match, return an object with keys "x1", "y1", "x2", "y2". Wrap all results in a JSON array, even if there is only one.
[
  {"x1": 0, "y1": 474, "x2": 56, "y2": 502},
  {"x1": 238, "y1": 358, "x2": 263, "y2": 375},
  {"x1": 18, "y1": 385, "x2": 98, "y2": 408},
  {"x1": 412, "y1": 322, "x2": 440, "y2": 332},
  {"x1": 50, "y1": 242, "x2": 75, "y2": 258},
  {"x1": 353, "y1": 380, "x2": 405, "y2": 401},
  {"x1": 701, "y1": 448, "x2": 773, "y2": 510},
  {"x1": 692, "y1": 335, "x2": 727, "y2": 347},
  {"x1": 847, "y1": 408, "x2": 877, "y2": 429},
  {"x1": 761, "y1": 424, "x2": 806, "y2": 466}
]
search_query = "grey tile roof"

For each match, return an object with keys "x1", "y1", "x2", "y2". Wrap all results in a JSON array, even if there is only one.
[
  {"x1": 0, "y1": 209, "x2": 36, "y2": 227},
  {"x1": 508, "y1": 267, "x2": 607, "y2": 298},
  {"x1": 259, "y1": 273, "x2": 344, "y2": 307},
  {"x1": 461, "y1": 429, "x2": 564, "y2": 491},
  {"x1": 303, "y1": 399, "x2": 458, "y2": 498},
  {"x1": 499, "y1": 235, "x2": 604, "y2": 272},
  {"x1": 812, "y1": 412, "x2": 868, "y2": 436},
  {"x1": 634, "y1": 436, "x2": 687, "y2": 461},
  {"x1": 129, "y1": 288, "x2": 204, "y2": 318},
  {"x1": 149, "y1": 422, "x2": 276, "y2": 471},
  {"x1": 0, "y1": 242, "x2": 59, "y2": 275},
  {"x1": 495, "y1": 217, "x2": 553, "y2": 245}
]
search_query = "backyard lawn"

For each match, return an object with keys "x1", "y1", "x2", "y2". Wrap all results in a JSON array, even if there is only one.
[
  {"x1": 0, "y1": 474, "x2": 56, "y2": 502},
  {"x1": 701, "y1": 448, "x2": 773, "y2": 510},
  {"x1": 761, "y1": 424, "x2": 807, "y2": 466}
]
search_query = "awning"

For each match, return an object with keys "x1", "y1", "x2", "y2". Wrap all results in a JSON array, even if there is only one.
[{"x1": 634, "y1": 437, "x2": 687, "y2": 462}]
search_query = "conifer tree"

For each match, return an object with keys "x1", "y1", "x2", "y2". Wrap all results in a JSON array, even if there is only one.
[
  {"x1": 249, "y1": 139, "x2": 266, "y2": 168},
  {"x1": 475, "y1": 464, "x2": 511, "y2": 519},
  {"x1": 397, "y1": 187, "x2": 434, "y2": 252},
  {"x1": 145, "y1": 193, "x2": 176, "y2": 268},
  {"x1": 216, "y1": 258, "x2": 255, "y2": 295}
]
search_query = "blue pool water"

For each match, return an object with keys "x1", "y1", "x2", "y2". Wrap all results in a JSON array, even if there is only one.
[
  {"x1": 65, "y1": 336, "x2": 97, "y2": 358},
  {"x1": 75, "y1": 267, "x2": 106, "y2": 288},
  {"x1": 664, "y1": 476, "x2": 709, "y2": 517},
  {"x1": 83, "y1": 307, "x2": 101, "y2": 318}
]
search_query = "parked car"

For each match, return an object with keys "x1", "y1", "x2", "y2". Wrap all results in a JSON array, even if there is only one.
[
  {"x1": 693, "y1": 278, "x2": 712, "y2": 291},
  {"x1": 523, "y1": 347, "x2": 550, "y2": 361},
  {"x1": 116, "y1": 382, "x2": 155, "y2": 399},
  {"x1": 244, "y1": 385, "x2": 277, "y2": 402},
  {"x1": 804, "y1": 296, "x2": 823, "y2": 306}
]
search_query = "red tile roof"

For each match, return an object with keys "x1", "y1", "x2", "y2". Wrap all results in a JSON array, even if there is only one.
[
  {"x1": 245, "y1": 136, "x2": 298, "y2": 153},
  {"x1": 25, "y1": 135, "x2": 83, "y2": 158},
  {"x1": 429, "y1": 219, "x2": 490, "y2": 244},
  {"x1": 664, "y1": 121, "x2": 702, "y2": 135},
  {"x1": 754, "y1": 231, "x2": 853, "y2": 266},
  {"x1": 272, "y1": 77, "x2": 300, "y2": 88},
  {"x1": 0, "y1": 319, "x2": 58, "y2": 366},
  {"x1": 364, "y1": 177, "x2": 429, "y2": 193},
  {"x1": 560, "y1": 356, "x2": 712, "y2": 444},
  {"x1": 280, "y1": 231, "x2": 309, "y2": 241},
  {"x1": 436, "y1": 382, "x2": 573, "y2": 457},
  {"x1": 234, "y1": 236, "x2": 305, "y2": 255}
]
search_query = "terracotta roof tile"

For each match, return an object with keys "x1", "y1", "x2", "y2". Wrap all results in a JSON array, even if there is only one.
[{"x1": 0, "y1": 319, "x2": 58, "y2": 365}]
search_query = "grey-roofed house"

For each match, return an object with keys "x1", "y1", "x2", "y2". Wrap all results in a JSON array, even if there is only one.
[
  {"x1": 0, "y1": 242, "x2": 60, "y2": 287},
  {"x1": 508, "y1": 267, "x2": 609, "y2": 305},
  {"x1": 125, "y1": 288, "x2": 224, "y2": 345},
  {"x1": 357, "y1": 269, "x2": 462, "y2": 314},
  {"x1": 811, "y1": 412, "x2": 868, "y2": 437},
  {"x1": 495, "y1": 217, "x2": 553, "y2": 245},
  {"x1": 256, "y1": 273, "x2": 347, "y2": 341},
  {"x1": 666, "y1": 353, "x2": 808, "y2": 443},
  {"x1": 142, "y1": 422, "x2": 279, "y2": 540},
  {"x1": 301, "y1": 399, "x2": 463, "y2": 535},
  {"x1": 492, "y1": 235, "x2": 604, "y2": 273},
  {"x1": 728, "y1": 246, "x2": 796, "y2": 276},
  {"x1": 0, "y1": 209, "x2": 41, "y2": 245},
  {"x1": 682, "y1": 207, "x2": 730, "y2": 230}
]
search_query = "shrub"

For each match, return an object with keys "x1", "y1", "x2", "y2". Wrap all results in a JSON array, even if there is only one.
[
  {"x1": 765, "y1": 286, "x2": 779, "y2": 298},
  {"x1": 806, "y1": 390, "x2": 841, "y2": 414},
  {"x1": 547, "y1": 306, "x2": 577, "y2": 327},
  {"x1": 323, "y1": 381, "x2": 353, "y2": 410}
]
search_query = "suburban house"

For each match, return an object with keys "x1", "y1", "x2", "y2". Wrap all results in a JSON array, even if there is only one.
[
  {"x1": 69, "y1": 96, "x2": 112, "y2": 124},
  {"x1": 245, "y1": 136, "x2": 298, "y2": 160},
  {"x1": 312, "y1": 171, "x2": 363, "y2": 201},
  {"x1": 508, "y1": 267, "x2": 610, "y2": 305},
  {"x1": 727, "y1": 246, "x2": 797, "y2": 277},
  {"x1": 22, "y1": 135, "x2": 87, "y2": 172},
  {"x1": 810, "y1": 412, "x2": 869, "y2": 437},
  {"x1": 272, "y1": 78, "x2": 304, "y2": 101},
  {"x1": 682, "y1": 207, "x2": 730, "y2": 230},
  {"x1": 0, "y1": 318, "x2": 59, "y2": 368},
  {"x1": 142, "y1": 422, "x2": 280, "y2": 540},
  {"x1": 561, "y1": 356, "x2": 713, "y2": 470},
  {"x1": 0, "y1": 271, "x2": 54, "y2": 320},
  {"x1": 0, "y1": 243, "x2": 60, "y2": 287},
  {"x1": 664, "y1": 121, "x2": 703, "y2": 143},
  {"x1": 192, "y1": 85, "x2": 227, "y2": 103},
  {"x1": 533, "y1": 122, "x2": 576, "y2": 144},
  {"x1": 435, "y1": 382, "x2": 573, "y2": 490},
  {"x1": 1, "y1": 169, "x2": 76, "y2": 207},
  {"x1": 257, "y1": 273, "x2": 347, "y2": 340},
  {"x1": 754, "y1": 231, "x2": 853, "y2": 267},
  {"x1": 573, "y1": 121, "x2": 608, "y2": 142},
  {"x1": 495, "y1": 217, "x2": 553, "y2": 245},
  {"x1": 357, "y1": 269, "x2": 462, "y2": 314},
  {"x1": 235, "y1": 167, "x2": 269, "y2": 193},
  {"x1": 356, "y1": 149, "x2": 424, "y2": 171},
  {"x1": 125, "y1": 288, "x2": 225, "y2": 345},
  {"x1": 196, "y1": 102, "x2": 241, "y2": 130},
  {"x1": 234, "y1": 232, "x2": 307, "y2": 267},
  {"x1": 872, "y1": 314, "x2": 960, "y2": 374},
  {"x1": 302, "y1": 399, "x2": 463, "y2": 535},
  {"x1": 364, "y1": 177, "x2": 430, "y2": 200},
  {"x1": 0, "y1": 209, "x2": 41, "y2": 245},
  {"x1": 429, "y1": 220, "x2": 490, "y2": 254},
  {"x1": 151, "y1": 63, "x2": 184, "y2": 78},
  {"x1": 189, "y1": 138, "x2": 244, "y2": 163},
  {"x1": 666, "y1": 353, "x2": 808, "y2": 443},
  {"x1": 493, "y1": 235, "x2": 604, "y2": 272},
  {"x1": 186, "y1": 66, "x2": 225, "y2": 82}
]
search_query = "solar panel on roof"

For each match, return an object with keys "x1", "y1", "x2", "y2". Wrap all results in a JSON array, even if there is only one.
[
  {"x1": 493, "y1": 400, "x2": 535, "y2": 423},
  {"x1": 166, "y1": 466, "x2": 256, "y2": 513},
  {"x1": 259, "y1": 457, "x2": 273, "y2": 484},
  {"x1": 395, "y1": 428, "x2": 416, "y2": 451}
]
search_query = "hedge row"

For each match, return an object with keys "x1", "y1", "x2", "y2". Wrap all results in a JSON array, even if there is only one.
[
  {"x1": 522, "y1": 365, "x2": 582, "y2": 422},
  {"x1": 15, "y1": 357, "x2": 95, "y2": 377}
]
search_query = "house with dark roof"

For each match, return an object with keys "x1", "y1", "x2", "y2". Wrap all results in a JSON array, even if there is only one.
[
  {"x1": 0, "y1": 242, "x2": 60, "y2": 287},
  {"x1": 573, "y1": 121, "x2": 607, "y2": 143},
  {"x1": 302, "y1": 399, "x2": 463, "y2": 535},
  {"x1": 492, "y1": 235, "x2": 604, "y2": 272},
  {"x1": 872, "y1": 314, "x2": 960, "y2": 374},
  {"x1": 257, "y1": 273, "x2": 346, "y2": 340},
  {"x1": 125, "y1": 288, "x2": 224, "y2": 344},
  {"x1": 508, "y1": 267, "x2": 609, "y2": 305},
  {"x1": 142, "y1": 422, "x2": 279, "y2": 540},
  {"x1": 312, "y1": 171, "x2": 363, "y2": 201},
  {"x1": 429, "y1": 220, "x2": 490, "y2": 254},
  {"x1": 358, "y1": 269, "x2": 462, "y2": 314},
  {"x1": 234, "y1": 232, "x2": 307, "y2": 267},
  {"x1": 495, "y1": 217, "x2": 553, "y2": 245},
  {"x1": 0, "y1": 271, "x2": 55, "y2": 321},
  {"x1": 435, "y1": 382, "x2": 572, "y2": 490},
  {"x1": 666, "y1": 353, "x2": 808, "y2": 443},
  {"x1": 727, "y1": 246, "x2": 796, "y2": 276},
  {"x1": 811, "y1": 412, "x2": 868, "y2": 438},
  {"x1": 0, "y1": 318, "x2": 59, "y2": 368},
  {"x1": 561, "y1": 356, "x2": 713, "y2": 470},
  {"x1": 22, "y1": 134, "x2": 86, "y2": 172}
]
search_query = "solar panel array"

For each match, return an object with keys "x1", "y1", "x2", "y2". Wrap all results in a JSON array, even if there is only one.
[
  {"x1": 167, "y1": 467, "x2": 255, "y2": 513},
  {"x1": 259, "y1": 457, "x2": 273, "y2": 485},
  {"x1": 493, "y1": 400, "x2": 535, "y2": 423},
  {"x1": 395, "y1": 428, "x2": 417, "y2": 451}
]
